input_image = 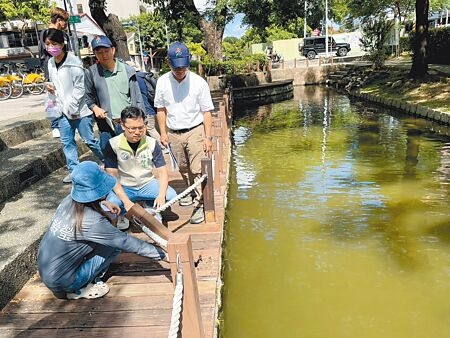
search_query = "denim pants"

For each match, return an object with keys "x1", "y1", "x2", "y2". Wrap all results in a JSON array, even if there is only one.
[
  {"x1": 100, "y1": 122, "x2": 123, "y2": 153},
  {"x1": 59, "y1": 115, "x2": 104, "y2": 173},
  {"x1": 66, "y1": 245, "x2": 121, "y2": 293},
  {"x1": 50, "y1": 117, "x2": 59, "y2": 129},
  {"x1": 107, "y1": 179, "x2": 178, "y2": 214}
]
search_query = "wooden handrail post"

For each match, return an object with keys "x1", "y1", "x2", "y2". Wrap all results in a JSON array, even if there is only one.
[
  {"x1": 212, "y1": 121, "x2": 222, "y2": 192},
  {"x1": 167, "y1": 233, "x2": 204, "y2": 338},
  {"x1": 201, "y1": 158, "x2": 215, "y2": 223},
  {"x1": 125, "y1": 203, "x2": 171, "y2": 240}
]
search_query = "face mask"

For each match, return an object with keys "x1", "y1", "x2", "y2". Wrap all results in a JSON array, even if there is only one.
[{"x1": 47, "y1": 46, "x2": 62, "y2": 57}]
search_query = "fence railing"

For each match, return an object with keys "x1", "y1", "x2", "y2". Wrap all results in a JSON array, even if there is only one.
[{"x1": 126, "y1": 92, "x2": 231, "y2": 337}]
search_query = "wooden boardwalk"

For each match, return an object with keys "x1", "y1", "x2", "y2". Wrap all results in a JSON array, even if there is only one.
[{"x1": 0, "y1": 93, "x2": 231, "y2": 338}]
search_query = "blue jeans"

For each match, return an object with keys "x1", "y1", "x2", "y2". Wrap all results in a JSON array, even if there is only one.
[
  {"x1": 66, "y1": 245, "x2": 121, "y2": 293},
  {"x1": 100, "y1": 122, "x2": 123, "y2": 153},
  {"x1": 107, "y1": 179, "x2": 178, "y2": 214},
  {"x1": 59, "y1": 115, "x2": 104, "y2": 172},
  {"x1": 51, "y1": 117, "x2": 59, "y2": 129}
]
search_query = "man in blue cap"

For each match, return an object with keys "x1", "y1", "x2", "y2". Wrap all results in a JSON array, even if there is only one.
[
  {"x1": 85, "y1": 35, "x2": 145, "y2": 151},
  {"x1": 154, "y1": 42, "x2": 215, "y2": 224}
]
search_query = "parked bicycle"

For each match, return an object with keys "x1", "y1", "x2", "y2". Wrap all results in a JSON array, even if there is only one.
[
  {"x1": 0, "y1": 63, "x2": 24, "y2": 99},
  {"x1": 0, "y1": 62, "x2": 45, "y2": 98},
  {"x1": 0, "y1": 76, "x2": 12, "y2": 101},
  {"x1": 14, "y1": 63, "x2": 45, "y2": 96}
]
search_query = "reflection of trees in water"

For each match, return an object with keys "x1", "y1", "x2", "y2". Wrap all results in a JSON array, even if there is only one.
[
  {"x1": 438, "y1": 143, "x2": 450, "y2": 180},
  {"x1": 233, "y1": 86, "x2": 450, "y2": 270},
  {"x1": 403, "y1": 126, "x2": 422, "y2": 180}
]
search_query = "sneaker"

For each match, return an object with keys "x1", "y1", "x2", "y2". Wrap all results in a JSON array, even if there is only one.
[
  {"x1": 190, "y1": 206, "x2": 205, "y2": 224},
  {"x1": 117, "y1": 215, "x2": 129, "y2": 230},
  {"x1": 67, "y1": 281, "x2": 109, "y2": 300},
  {"x1": 179, "y1": 195, "x2": 194, "y2": 206},
  {"x1": 52, "y1": 128, "x2": 60, "y2": 138},
  {"x1": 62, "y1": 174, "x2": 72, "y2": 184}
]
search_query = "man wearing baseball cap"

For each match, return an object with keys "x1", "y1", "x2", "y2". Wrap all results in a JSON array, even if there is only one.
[
  {"x1": 85, "y1": 35, "x2": 145, "y2": 151},
  {"x1": 154, "y1": 42, "x2": 214, "y2": 224}
]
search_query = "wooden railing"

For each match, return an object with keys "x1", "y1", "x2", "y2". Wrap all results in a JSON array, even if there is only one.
[{"x1": 126, "y1": 92, "x2": 231, "y2": 337}]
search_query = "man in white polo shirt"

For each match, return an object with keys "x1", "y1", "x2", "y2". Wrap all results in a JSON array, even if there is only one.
[{"x1": 155, "y1": 41, "x2": 214, "y2": 224}]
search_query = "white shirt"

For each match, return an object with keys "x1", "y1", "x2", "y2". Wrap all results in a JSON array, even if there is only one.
[{"x1": 154, "y1": 71, "x2": 214, "y2": 130}]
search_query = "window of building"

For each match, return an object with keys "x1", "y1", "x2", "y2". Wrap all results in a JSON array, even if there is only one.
[{"x1": 77, "y1": 4, "x2": 83, "y2": 14}]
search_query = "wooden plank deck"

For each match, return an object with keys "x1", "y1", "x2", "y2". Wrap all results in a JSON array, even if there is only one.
[{"x1": 0, "y1": 93, "x2": 231, "y2": 338}]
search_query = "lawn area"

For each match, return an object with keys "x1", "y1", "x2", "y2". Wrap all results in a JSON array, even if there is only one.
[{"x1": 360, "y1": 66, "x2": 450, "y2": 113}]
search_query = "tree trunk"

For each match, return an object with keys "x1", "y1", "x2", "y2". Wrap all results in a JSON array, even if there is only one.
[
  {"x1": 410, "y1": 0, "x2": 429, "y2": 78},
  {"x1": 89, "y1": 0, "x2": 130, "y2": 60},
  {"x1": 199, "y1": 18, "x2": 224, "y2": 60}
]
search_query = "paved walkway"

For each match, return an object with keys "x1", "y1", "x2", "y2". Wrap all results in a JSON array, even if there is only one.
[{"x1": 0, "y1": 94, "x2": 45, "y2": 126}]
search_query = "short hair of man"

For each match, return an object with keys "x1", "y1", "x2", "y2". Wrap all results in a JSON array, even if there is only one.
[
  {"x1": 121, "y1": 106, "x2": 146, "y2": 124},
  {"x1": 50, "y1": 7, "x2": 69, "y2": 24}
]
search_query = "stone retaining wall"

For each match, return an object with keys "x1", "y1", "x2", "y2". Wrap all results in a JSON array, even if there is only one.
[{"x1": 349, "y1": 91, "x2": 450, "y2": 125}]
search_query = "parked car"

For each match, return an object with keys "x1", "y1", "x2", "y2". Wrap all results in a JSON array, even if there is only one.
[{"x1": 299, "y1": 36, "x2": 351, "y2": 60}]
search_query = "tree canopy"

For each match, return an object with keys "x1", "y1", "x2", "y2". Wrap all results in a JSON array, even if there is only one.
[{"x1": 0, "y1": 0, "x2": 51, "y2": 23}]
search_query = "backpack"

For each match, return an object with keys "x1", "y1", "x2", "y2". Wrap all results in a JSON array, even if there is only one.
[{"x1": 143, "y1": 71, "x2": 157, "y2": 109}]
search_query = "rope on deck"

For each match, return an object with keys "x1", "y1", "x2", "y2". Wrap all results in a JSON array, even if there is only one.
[
  {"x1": 154, "y1": 174, "x2": 207, "y2": 213},
  {"x1": 131, "y1": 217, "x2": 168, "y2": 249},
  {"x1": 168, "y1": 252, "x2": 184, "y2": 338},
  {"x1": 132, "y1": 174, "x2": 208, "y2": 249}
]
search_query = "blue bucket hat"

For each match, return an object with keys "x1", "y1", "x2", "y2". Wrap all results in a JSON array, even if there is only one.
[
  {"x1": 71, "y1": 161, "x2": 117, "y2": 203},
  {"x1": 168, "y1": 41, "x2": 190, "y2": 68},
  {"x1": 91, "y1": 35, "x2": 113, "y2": 50}
]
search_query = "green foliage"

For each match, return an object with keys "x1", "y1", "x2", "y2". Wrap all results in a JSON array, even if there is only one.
[
  {"x1": 427, "y1": 26, "x2": 450, "y2": 65},
  {"x1": 125, "y1": 12, "x2": 203, "y2": 52},
  {"x1": 0, "y1": 0, "x2": 51, "y2": 22},
  {"x1": 186, "y1": 42, "x2": 207, "y2": 59},
  {"x1": 222, "y1": 37, "x2": 249, "y2": 60},
  {"x1": 202, "y1": 53, "x2": 267, "y2": 76},
  {"x1": 399, "y1": 35, "x2": 413, "y2": 53},
  {"x1": 265, "y1": 25, "x2": 297, "y2": 43},
  {"x1": 232, "y1": 0, "x2": 347, "y2": 41},
  {"x1": 360, "y1": 14, "x2": 394, "y2": 69},
  {"x1": 125, "y1": 13, "x2": 166, "y2": 51},
  {"x1": 346, "y1": 0, "x2": 415, "y2": 23},
  {"x1": 430, "y1": 0, "x2": 450, "y2": 11},
  {"x1": 240, "y1": 27, "x2": 265, "y2": 45}
]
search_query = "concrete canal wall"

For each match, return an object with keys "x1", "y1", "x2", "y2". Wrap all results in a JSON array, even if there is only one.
[{"x1": 207, "y1": 63, "x2": 449, "y2": 126}]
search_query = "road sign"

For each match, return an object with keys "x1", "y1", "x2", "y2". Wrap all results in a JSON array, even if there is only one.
[{"x1": 68, "y1": 15, "x2": 81, "y2": 24}]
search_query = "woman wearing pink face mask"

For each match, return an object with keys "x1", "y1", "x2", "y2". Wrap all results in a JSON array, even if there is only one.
[{"x1": 45, "y1": 28, "x2": 104, "y2": 184}]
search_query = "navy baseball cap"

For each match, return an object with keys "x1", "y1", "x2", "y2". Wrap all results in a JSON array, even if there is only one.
[
  {"x1": 168, "y1": 42, "x2": 190, "y2": 68},
  {"x1": 91, "y1": 35, "x2": 113, "y2": 50}
]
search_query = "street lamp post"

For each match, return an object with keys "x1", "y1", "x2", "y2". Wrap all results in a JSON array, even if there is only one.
[
  {"x1": 325, "y1": 0, "x2": 329, "y2": 58},
  {"x1": 63, "y1": 0, "x2": 79, "y2": 56},
  {"x1": 304, "y1": 0, "x2": 307, "y2": 38},
  {"x1": 123, "y1": 20, "x2": 145, "y2": 70},
  {"x1": 137, "y1": 24, "x2": 145, "y2": 70}
]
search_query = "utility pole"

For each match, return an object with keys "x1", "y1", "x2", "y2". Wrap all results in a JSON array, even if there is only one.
[
  {"x1": 63, "y1": 0, "x2": 79, "y2": 56},
  {"x1": 325, "y1": 0, "x2": 329, "y2": 58},
  {"x1": 137, "y1": 23, "x2": 145, "y2": 70},
  {"x1": 304, "y1": 0, "x2": 307, "y2": 38}
]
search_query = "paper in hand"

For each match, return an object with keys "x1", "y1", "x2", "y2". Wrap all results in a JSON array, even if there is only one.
[
  {"x1": 105, "y1": 116, "x2": 116, "y2": 135},
  {"x1": 166, "y1": 144, "x2": 178, "y2": 171}
]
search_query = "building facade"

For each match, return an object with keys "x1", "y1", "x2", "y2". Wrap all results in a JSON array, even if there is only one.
[{"x1": 75, "y1": 0, "x2": 152, "y2": 19}]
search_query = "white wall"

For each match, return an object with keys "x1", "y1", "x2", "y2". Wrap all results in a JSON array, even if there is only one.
[{"x1": 75, "y1": 0, "x2": 151, "y2": 19}]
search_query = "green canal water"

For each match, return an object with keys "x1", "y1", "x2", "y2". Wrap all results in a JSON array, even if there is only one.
[{"x1": 221, "y1": 86, "x2": 450, "y2": 338}]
